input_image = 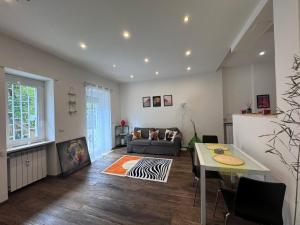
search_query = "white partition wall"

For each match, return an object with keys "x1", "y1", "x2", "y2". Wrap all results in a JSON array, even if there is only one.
[{"x1": 0, "y1": 68, "x2": 8, "y2": 202}]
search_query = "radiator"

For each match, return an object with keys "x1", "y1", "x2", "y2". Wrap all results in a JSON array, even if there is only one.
[{"x1": 8, "y1": 147, "x2": 47, "y2": 192}]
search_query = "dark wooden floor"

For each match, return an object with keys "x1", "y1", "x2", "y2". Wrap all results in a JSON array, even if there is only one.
[{"x1": 0, "y1": 149, "x2": 256, "y2": 225}]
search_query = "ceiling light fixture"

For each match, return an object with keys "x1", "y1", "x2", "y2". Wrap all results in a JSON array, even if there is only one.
[
  {"x1": 144, "y1": 58, "x2": 149, "y2": 63},
  {"x1": 186, "y1": 66, "x2": 191, "y2": 71},
  {"x1": 122, "y1": 30, "x2": 131, "y2": 39},
  {"x1": 130, "y1": 74, "x2": 134, "y2": 79},
  {"x1": 113, "y1": 64, "x2": 117, "y2": 68},
  {"x1": 185, "y1": 49, "x2": 191, "y2": 56},
  {"x1": 183, "y1": 15, "x2": 190, "y2": 24},
  {"x1": 259, "y1": 51, "x2": 266, "y2": 56},
  {"x1": 155, "y1": 71, "x2": 159, "y2": 75},
  {"x1": 79, "y1": 42, "x2": 87, "y2": 50}
]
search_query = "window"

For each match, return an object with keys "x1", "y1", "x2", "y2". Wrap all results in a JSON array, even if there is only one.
[{"x1": 6, "y1": 74, "x2": 45, "y2": 148}]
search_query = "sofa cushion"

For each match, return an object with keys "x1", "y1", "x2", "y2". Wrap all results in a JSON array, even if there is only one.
[
  {"x1": 134, "y1": 127, "x2": 149, "y2": 139},
  {"x1": 151, "y1": 140, "x2": 174, "y2": 146},
  {"x1": 165, "y1": 130, "x2": 178, "y2": 141},
  {"x1": 149, "y1": 128, "x2": 159, "y2": 140},
  {"x1": 130, "y1": 139, "x2": 151, "y2": 146},
  {"x1": 132, "y1": 130, "x2": 141, "y2": 140},
  {"x1": 157, "y1": 128, "x2": 167, "y2": 139},
  {"x1": 167, "y1": 127, "x2": 180, "y2": 133}
]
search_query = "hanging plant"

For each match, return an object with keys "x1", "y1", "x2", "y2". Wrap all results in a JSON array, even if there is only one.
[{"x1": 260, "y1": 55, "x2": 300, "y2": 225}]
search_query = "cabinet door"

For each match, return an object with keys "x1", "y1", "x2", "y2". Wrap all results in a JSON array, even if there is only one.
[
  {"x1": 16, "y1": 153, "x2": 23, "y2": 190},
  {"x1": 9, "y1": 155, "x2": 17, "y2": 192},
  {"x1": 27, "y1": 152, "x2": 33, "y2": 184},
  {"x1": 22, "y1": 152, "x2": 28, "y2": 187},
  {"x1": 37, "y1": 149, "x2": 43, "y2": 180},
  {"x1": 41, "y1": 148, "x2": 47, "y2": 178},
  {"x1": 32, "y1": 150, "x2": 38, "y2": 182}
]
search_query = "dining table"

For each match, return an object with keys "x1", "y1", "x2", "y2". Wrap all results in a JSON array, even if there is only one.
[{"x1": 195, "y1": 143, "x2": 271, "y2": 225}]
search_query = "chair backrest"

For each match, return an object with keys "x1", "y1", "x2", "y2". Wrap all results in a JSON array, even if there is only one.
[
  {"x1": 188, "y1": 148, "x2": 195, "y2": 167},
  {"x1": 235, "y1": 177, "x2": 286, "y2": 225},
  {"x1": 202, "y1": 135, "x2": 218, "y2": 143}
]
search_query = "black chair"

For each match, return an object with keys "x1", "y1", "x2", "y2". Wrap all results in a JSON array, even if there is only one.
[
  {"x1": 214, "y1": 177, "x2": 286, "y2": 225},
  {"x1": 189, "y1": 148, "x2": 224, "y2": 206},
  {"x1": 202, "y1": 135, "x2": 218, "y2": 143}
]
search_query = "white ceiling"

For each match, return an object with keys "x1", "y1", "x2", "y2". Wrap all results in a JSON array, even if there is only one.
[
  {"x1": 222, "y1": 0, "x2": 274, "y2": 67},
  {"x1": 0, "y1": 0, "x2": 261, "y2": 82}
]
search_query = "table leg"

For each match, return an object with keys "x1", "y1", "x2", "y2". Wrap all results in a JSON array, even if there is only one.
[{"x1": 200, "y1": 166, "x2": 206, "y2": 225}]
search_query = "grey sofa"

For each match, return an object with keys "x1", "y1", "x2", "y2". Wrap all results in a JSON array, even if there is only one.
[{"x1": 127, "y1": 127, "x2": 182, "y2": 156}]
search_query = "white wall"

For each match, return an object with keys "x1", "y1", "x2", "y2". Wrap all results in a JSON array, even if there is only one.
[
  {"x1": 233, "y1": 115, "x2": 293, "y2": 224},
  {"x1": 0, "y1": 32, "x2": 120, "y2": 181},
  {"x1": 223, "y1": 61, "x2": 276, "y2": 121},
  {"x1": 0, "y1": 67, "x2": 8, "y2": 203},
  {"x1": 120, "y1": 71, "x2": 224, "y2": 146},
  {"x1": 232, "y1": 0, "x2": 300, "y2": 224}
]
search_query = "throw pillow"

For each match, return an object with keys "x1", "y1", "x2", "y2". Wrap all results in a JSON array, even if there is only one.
[
  {"x1": 164, "y1": 129, "x2": 178, "y2": 142},
  {"x1": 132, "y1": 130, "x2": 141, "y2": 140},
  {"x1": 149, "y1": 128, "x2": 159, "y2": 140}
]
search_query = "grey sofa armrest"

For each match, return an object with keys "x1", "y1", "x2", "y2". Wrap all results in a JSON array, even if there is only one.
[
  {"x1": 127, "y1": 134, "x2": 133, "y2": 143},
  {"x1": 173, "y1": 133, "x2": 182, "y2": 147}
]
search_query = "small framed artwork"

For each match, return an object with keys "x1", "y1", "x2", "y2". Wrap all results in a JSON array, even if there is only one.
[
  {"x1": 56, "y1": 137, "x2": 91, "y2": 177},
  {"x1": 153, "y1": 96, "x2": 161, "y2": 107},
  {"x1": 163, "y1": 95, "x2": 173, "y2": 106},
  {"x1": 142, "y1": 96, "x2": 151, "y2": 108},
  {"x1": 257, "y1": 94, "x2": 270, "y2": 109}
]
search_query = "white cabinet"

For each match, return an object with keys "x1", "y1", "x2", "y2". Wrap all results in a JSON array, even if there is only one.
[{"x1": 8, "y1": 147, "x2": 47, "y2": 192}]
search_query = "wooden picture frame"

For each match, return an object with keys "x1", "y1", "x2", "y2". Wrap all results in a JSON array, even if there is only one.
[
  {"x1": 163, "y1": 95, "x2": 173, "y2": 106},
  {"x1": 57, "y1": 137, "x2": 91, "y2": 176},
  {"x1": 153, "y1": 96, "x2": 161, "y2": 107},
  {"x1": 142, "y1": 96, "x2": 151, "y2": 108},
  {"x1": 257, "y1": 94, "x2": 270, "y2": 109}
]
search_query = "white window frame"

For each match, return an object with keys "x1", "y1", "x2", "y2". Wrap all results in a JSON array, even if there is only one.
[{"x1": 5, "y1": 74, "x2": 46, "y2": 148}]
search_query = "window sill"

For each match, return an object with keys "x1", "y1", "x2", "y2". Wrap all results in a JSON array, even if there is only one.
[{"x1": 7, "y1": 140, "x2": 55, "y2": 155}]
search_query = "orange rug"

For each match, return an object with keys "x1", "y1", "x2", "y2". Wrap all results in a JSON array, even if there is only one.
[{"x1": 102, "y1": 155, "x2": 142, "y2": 176}]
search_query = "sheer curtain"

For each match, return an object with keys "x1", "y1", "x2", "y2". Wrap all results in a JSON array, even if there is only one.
[{"x1": 86, "y1": 84, "x2": 112, "y2": 162}]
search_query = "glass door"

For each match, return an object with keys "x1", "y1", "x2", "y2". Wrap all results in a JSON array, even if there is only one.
[{"x1": 86, "y1": 85, "x2": 112, "y2": 161}]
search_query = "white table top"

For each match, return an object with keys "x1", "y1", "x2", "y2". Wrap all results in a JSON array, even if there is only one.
[{"x1": 195, "y1": 143, "x2": 270, "y2": 175}]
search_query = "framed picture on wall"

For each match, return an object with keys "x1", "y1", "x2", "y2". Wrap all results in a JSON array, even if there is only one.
[
  {"x1": 257, "y1": 94, "x2": 270, "y2": 108},
  {"x1": 163, "y1": 95, "x2": 173, "y2": 106},
  {"x1": 153, "y1": 96, "x2": 161, "y2": 107},
  {"x1": 142, "y1": 96, "x2": 151, "y2": 108}
]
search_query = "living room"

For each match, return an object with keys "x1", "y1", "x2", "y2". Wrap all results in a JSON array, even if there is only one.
[{"x1": 0, "y1": 0, "x2": 299, "y2": 225}]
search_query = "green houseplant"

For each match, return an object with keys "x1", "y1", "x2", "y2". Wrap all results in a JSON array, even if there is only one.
[{"x1": 188, "y1": 120, "x2": 201, "y2": 151}]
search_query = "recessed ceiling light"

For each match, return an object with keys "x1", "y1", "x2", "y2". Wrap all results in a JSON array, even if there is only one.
[
  {"x1": 186, "y1": 66, "x2": 191, "y2": 71},
  {"x1": 113, "y1": 64, "x2": 117, "y2": 68},
  {"x1": 144, "y1": 58, "x2": 149, "y2": 63},
  {"x1": 155, "y1": 71, "x2": 159, "y2": 75},
  {"x1": 259, "y1": 51, "x2": 266, "y2": 56},
  {"x1": 130, "y1": 74, "x2": 134, "y2": 79},
  {"x1": 183, "y1": 15, "x2": 190, "y2": 24},
  {"x1": 122, "y1": 30, "x2": 131, "y2": 39},
  {"x1": 185, "y1": 49, "x2": 192, "y2": 56},
  {"x1": 79, "y1": 42, "x2": 87, "y2": 50}
]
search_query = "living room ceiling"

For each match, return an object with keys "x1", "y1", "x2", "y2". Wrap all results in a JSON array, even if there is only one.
[
  {"x1": 0, "y1": 0, "x2": 261, "y2": 82},
  {"x1": 222, "y1": 0, "x2": 274, "y2": 68}
]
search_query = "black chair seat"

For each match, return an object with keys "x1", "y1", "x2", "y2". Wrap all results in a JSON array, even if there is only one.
[
  {"x1": 236, "y1": 204, "x2": 284, "y2": 225},
  {"x1": 206, "y1": 171, "x2": 224, "y2": 180},
  {"x1": 193, "y1": 165, "x2": 223, "y2": 181},
  {"x1": 217, "y1": 177, "x2": 286, "y2": 225}
]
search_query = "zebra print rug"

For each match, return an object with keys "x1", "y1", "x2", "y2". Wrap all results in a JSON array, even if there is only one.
[
  {"x1": 102, "y1": 155, "x2": 172, "y2": 183},
  {"x1": 127, "y1": 157, "x2": 172, "y2": 183}
]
